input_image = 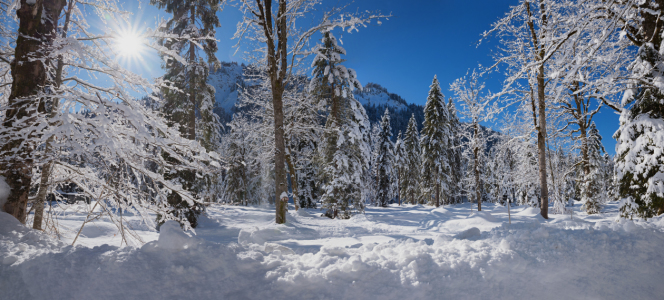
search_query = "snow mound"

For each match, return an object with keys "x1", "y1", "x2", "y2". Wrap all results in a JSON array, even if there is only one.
[
  {"x1": 157, "y1": 221, "x2": 197, "y2": 250},
  {"x1": 492, "y1": 205, "x2": 509, "y2": 212},
  {"x1": 469, "y1": 211, "x2": 498, "y2": 222},
  {"x1": 454, "y1": 227, "x2": 481, "y2": 239},
  {"x1": 517, "y1": 207, "x2": 541, "y2": 215},
  {"x1": 0, "y1": 176, "x2": 10, "y2": 212},
  {"x1": 238, "y1": 227, "x2": 278, "y2": 245},
  {"x1": 350, "y1": 213, "x2": 369, "y2": 222},
  {"x1": 430, "y1": 207, "x2": 449, "y2": 216},
  {"x1": 0, "y1": 211, "x2": 64, "y2": 267},
  {"x1": 80, "y1": 222, "x2": 117, "y2": 239}
]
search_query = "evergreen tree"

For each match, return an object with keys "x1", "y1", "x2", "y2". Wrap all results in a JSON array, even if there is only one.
[
  {"x1": 152, "y1": 0, "x2": 222, "y2": 227},
  {"x1": 375, "y1": 108, "x2": 395, "y2": 207},
  {"x1": 310, "y1": 30, "x2": 360, "y2": 165},
  {"x1": 368, "y1": 123, "x2": 381, "y2": 206},
  {"x1": 597, "y1": 0, "x2": 664, "y2": 220},
  {"x1": 310, "y1": 30, "x2": 367, "y2": 218},
  {"x1": 403, "y1": 114, "x2": 421, "y2": 204},
  {"x1": 616, "y1": 75, "x2": 664, "y2": 219},
  {"x1": 579, "y1": 122, "x2": 605, "y2": 214},
  {"x1": 420, "y1": 75, "x2": 450, "y2": 207},
  {"x1": 447, "y1": 98, "x2": 463, "y2": 204},
  {"x1": 394, "y1": 132, "x2": 407, "y2": 206}
]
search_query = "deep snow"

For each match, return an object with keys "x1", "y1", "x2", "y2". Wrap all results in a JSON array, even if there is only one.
[{"x1": 1, "y1": 201, "x2": 664, "y2": 300}]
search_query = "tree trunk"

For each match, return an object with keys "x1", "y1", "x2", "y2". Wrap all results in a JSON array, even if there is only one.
[
  {"x1": 32, "y1": 161, "x2": 52, "y2": 230},
  {"x1": 537, "y1": 64, "x2": 549, "y2": 219},
  {"x1": 398, "y1": 172, "x2": 401, "y2": 206},
  {"x1": 270, "y1": 0, "x2": 290, "y2": 224},
  {"x1": 580, "y1": 125, "x2": 589, "y2": 177},
  {"x1": 546, "y1": 142, "x2": 558, "y2": 210},
  {"x1": 435, "y1": 181, "x2": 440, "y2": 207},
  {"x1": 2, "y1": 0, "x2": 65, "y2": 223},
  {"x1": 273, "y1": 84, "x2": 288, "y2": 223},
  {"x1": 33, "y1": 0, "x2": 75, "y2": 230},
  {"x1": 474, "y1": 123, "x2": 481, "y2": 211}
]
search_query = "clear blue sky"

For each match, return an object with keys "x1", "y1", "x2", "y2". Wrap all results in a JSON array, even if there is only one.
[{"x1": 119, "y1": 0, "x2": 622, "y2": 154}]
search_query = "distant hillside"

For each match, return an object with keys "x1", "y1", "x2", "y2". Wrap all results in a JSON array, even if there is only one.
[
  {"x1": 354, "y1": 82, "x2": 408, "y2": 110},
  {"x1": 208, "y1": 62, "x2": 501, "y2": 144}
]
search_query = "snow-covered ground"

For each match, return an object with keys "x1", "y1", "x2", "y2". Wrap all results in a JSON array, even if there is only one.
[{"x1": 2, "y1": 201, "x2": 664, "y2": 300}]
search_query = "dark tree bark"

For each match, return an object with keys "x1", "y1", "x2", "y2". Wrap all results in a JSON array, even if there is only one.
[
  {"x1": 474, "y1": 123, "x2": 481, "y2": 211},
  {"x1": 537, "y1": 63, "x2": 549, "y2": 219},
  {"x1": 2, "y1": 0, "x2": 65, "y2": 224},
  {"x1": 253, "y1": 0, "x2": 289, "y2": 223},
  {"x1": 435, "y1": 182, "x2": 440, "y2": 208},
  {"x1": 525, "y1": 0, "x2": 550, "y2": 219},
  {"x1": 33, "y1": 0, "x2": 75, "y2": 230}
]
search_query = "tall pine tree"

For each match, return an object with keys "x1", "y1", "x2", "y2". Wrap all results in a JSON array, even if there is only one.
[
  {"x1": 152, "y1": 0, "x2": 222, "y2": 227},
  {"x1": 420, "y1": 75, "x2": 450, "y2": 207},
  {"x1": 375, "y1": 108, "x2": 395, "y2": 207},
  {"x1": 447, "y1": 98, "x2": 463, "y2": 204},
  {"x1": 310, "y1": 30, "x2": 368, "y2": 218},
  {"x1": 394, "y1": 131, "x2": 407, "y2": 206},
  {"x1": 579, "y1": 122, "x2": 605, "y2": 214},
  {"x1": 403, "y1": 114, "x2": 421, "y2": 204}
]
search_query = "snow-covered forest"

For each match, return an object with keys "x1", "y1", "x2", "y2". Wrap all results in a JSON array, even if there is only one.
[{"x1": 1, "y1": 0, "x2": 663, "y2": 299}]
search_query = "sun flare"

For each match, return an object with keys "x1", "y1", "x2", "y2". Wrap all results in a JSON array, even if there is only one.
[{"x1": 115, "y1": 30, "x2": 145, "y2": 58}]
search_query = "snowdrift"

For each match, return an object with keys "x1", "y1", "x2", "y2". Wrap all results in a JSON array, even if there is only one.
[{"x1": 2, "y1": 208, "x2": 664, "y2": 300}]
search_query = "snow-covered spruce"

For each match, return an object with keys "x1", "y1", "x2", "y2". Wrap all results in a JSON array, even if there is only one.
[
  {"x1": 374, "y1": 108, "x2": 396, "y2": 207},
  {"x1": 420, "y1": 75, "x2": 452, "y2": 207}
]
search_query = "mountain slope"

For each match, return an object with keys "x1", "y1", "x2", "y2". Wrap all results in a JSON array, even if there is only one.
[{"x1": 208, "y1": 62, "x2": 420, "y2": 135}]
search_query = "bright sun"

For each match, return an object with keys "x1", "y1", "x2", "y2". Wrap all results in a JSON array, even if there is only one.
[{"x1": 115, "y1": 30, "x2": 145, "y2": 58}]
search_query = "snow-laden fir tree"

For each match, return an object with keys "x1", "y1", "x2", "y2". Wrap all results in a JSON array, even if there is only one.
[
  {"x1": 374, "y1": 108, "x2": 395, "y2": 207},
  {"x1": 319, "y1": 96, "x2": 371, "y2": 218},
  {"x1": 152, "y1": 0, "x2": 222, "y2": 149},
  {"x1": 447, "y1": 98, "x2": 463, "y2": 204},
  {"x1": 403, "y1": 114, "x2": 421, "y2": 204},
  {"x1": 616, "y1": 85, "x2": 664, "y2": 218},
  {"x1": 394, "y1": 131, "x2": 407, "y2": 205},
  {"x1": 613, "y1": 1, "x2": 664, "y2": 219},
  {"x1": 151, "y1": 0, "x2": 223, "y2": 227},
  {"x1": 309, "y1": 30, "x2": 369, "y2": 218},
  {"x1": 311, "y1": 30, "x2": 360, "y2": 165},
  {"x1": 578, "y1": 122, "x2": 605, "y2": 214},
  {"x1": 367, "y1": 123, "x2": 381, "y2": 205},
  {"x1": 420, "y1": 75, "x2": 451, "y2": 207}
]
